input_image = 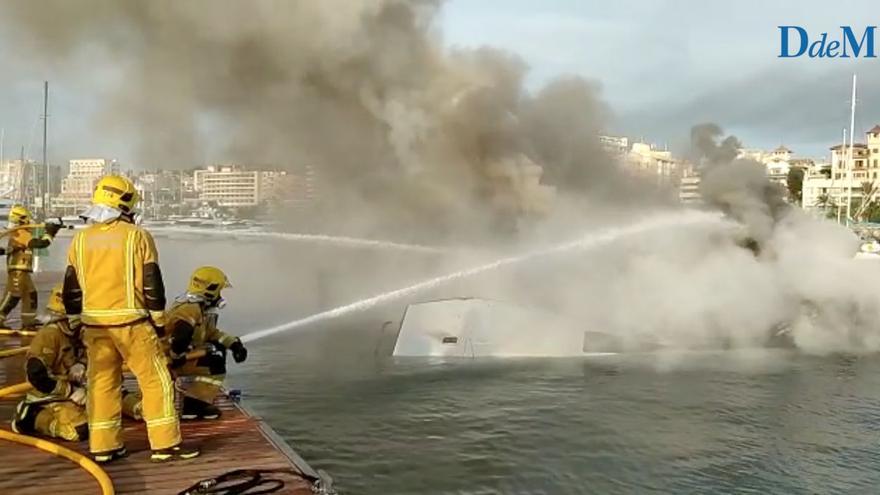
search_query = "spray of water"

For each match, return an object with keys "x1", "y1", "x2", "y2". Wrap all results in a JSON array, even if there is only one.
[
  {"x1": 153, "y1": 227, "x2": 445, "y2": 254},
  {"x1": 240, "y1": 210, "x2": 726, "y2": 343}
]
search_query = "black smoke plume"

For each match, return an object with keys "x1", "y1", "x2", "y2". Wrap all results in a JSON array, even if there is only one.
[{"x1": 691, "y1": 123, "x2": 790, "y2": 246}]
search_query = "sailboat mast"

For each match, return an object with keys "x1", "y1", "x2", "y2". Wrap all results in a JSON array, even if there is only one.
[
  {"x1": 18, "y1": 146, "x2": 25, "y2": 204},
  {"x1": 42, "y1": 81, "x2": 48, "y2": 217},
  {"x1": 846, "y1": 73, "x2": 857, "y2": 225},
  {"x1": 838, "y1": 128, "x2": 846, "y2": 224}
]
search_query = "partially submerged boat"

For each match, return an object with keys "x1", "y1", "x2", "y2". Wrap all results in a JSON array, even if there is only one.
[
  {"x1": 393, "y1": 298, "x2": 587, "y2": 358},
  {"x1": 392, "y1": 297, "x2": 796, "y2": 358}
]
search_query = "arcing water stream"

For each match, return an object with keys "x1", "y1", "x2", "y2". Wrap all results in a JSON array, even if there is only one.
[
  {"x1": 240, "y1": 210, "x2": 726, "y2": 344},
  {"x1": 153, "y1": 227, "x2": 445, "y2": 254}
]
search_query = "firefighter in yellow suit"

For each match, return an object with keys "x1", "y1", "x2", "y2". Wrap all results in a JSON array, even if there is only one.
[
  {"x1": 62, "y1": 175, "x2": 199, "y2": 464},
  {"x1": 166, "y1": 266, "x2": 248, "y2": 420},
  {"x1": 0, "y1": 205, "x2": 62, "y2": 330},
  {"x1": 11, "y1": 283, "x2": 143, "y2": 441}
]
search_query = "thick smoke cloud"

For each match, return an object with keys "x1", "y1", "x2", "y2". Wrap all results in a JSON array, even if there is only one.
[
  {"x1": 488, "y1": 123, "x2": 876, "y2": 359},
  {"x1": 10, "y1": 1, "x2": 880, "y2": 360},
  {"x1": 692, "y1": 123, "x2": 789, "y2": 246},
  {"x1": 0, "y1": 0, "x2": 651, "y2": 240}
]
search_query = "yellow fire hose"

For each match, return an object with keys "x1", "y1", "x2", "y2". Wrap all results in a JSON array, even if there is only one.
[
  {"x1": 0, "y1": 381, "x2": 113, "y2": 494},
  {"x1": 0, "y1": 381, "x2": 31, "y2": 398},
  {"x1": 0, "y1": 221, "x2": 74, "y2": 240},
  {"x1": 0, "y1": 223, "x2": 47, "y2": 239},
  {"x1": 0, "y1": 329, "x2": 37, "y2": 337},
  {"x1": 0, "y1": 347, "x2": 28, "y2": 358},
  {"x1": 0, "y1": 429, "x2": 114, "y2": 494}
]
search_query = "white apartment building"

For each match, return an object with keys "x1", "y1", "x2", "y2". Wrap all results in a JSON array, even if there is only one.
[
  {"x1": 485, "y1": 154, "x2": 556, "y2": 215},
  {"x1": 738, "y1": 146, "x2": 794, "y2": 190},
  {"x1": 626, "y1": 142, "x2": 680, "y2": 185},
  {"x1": 801, "y1": 125, "x2": 880, "y2": 220},
  {"x1": 194, "y1": 165, "x2": 289, "y2": 207},
  {"x1": 801, "y1": 162, "x2": 834, "y2": 217},
  {"x1": 0, "y1": 160, "x2": 27, "y2": 198},
  {"x1": 599, "y1": 135, "x2": 629, "y2": 156},
  {"x1": 53, "y1": 159, "x2": 120, "y2": 213},
  {"x1": 679, "y1": 173, "x2": 701, "y2": 204}
]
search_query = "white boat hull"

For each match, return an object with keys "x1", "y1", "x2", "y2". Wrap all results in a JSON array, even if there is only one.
[
  {"x1": 392, "y1": 298, "x2": 594, "y2": 358},
  {"x1": 855, "y1": 252, "x2": 880, "y2": 260}
]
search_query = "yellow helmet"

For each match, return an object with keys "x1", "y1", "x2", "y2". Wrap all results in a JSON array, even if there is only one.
[
  {"x1": 92, "y1": 175, "x2": 140, "y2": 213},
  {"x1": 8, "y1": 205, "x2": 31, "y2": 225},
  {"x1": 47, "y1": 283, "x2": 65, "y2": 314},
  {"x1": 187, "y1": 266, "x2": 231, "y2": 301}
]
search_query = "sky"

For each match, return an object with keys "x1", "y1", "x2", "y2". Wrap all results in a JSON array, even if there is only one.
[
  {"x1": 441, "y1": 0, "x2": 880, "y2": 159},
  {"x1": 1, "y1": 0, "x2": 879, "y2": 167}
]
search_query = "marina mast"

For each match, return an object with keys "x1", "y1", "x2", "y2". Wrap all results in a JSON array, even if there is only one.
[
  {"x1": 41, "y1": 81, "x2": 48, "y2": 217},
  {"x1": 846, "y1": 74, "x2": 856, "y2": 225},
  {"x1": 837, "y1": 128, "x2": 846, "y2": 224}
]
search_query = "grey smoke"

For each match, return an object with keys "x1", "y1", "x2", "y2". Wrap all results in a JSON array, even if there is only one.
[
  {"x1": 10, "y1": 0, "x2": 880, "y2": 361},
  {"x1": 691, "y1": 123, "x2": 790, "y2": 245},
  {"x1": 0, "y1": 0, "x2": 665, "y2": 241}
]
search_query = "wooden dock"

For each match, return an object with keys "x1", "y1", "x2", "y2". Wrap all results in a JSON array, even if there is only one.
[{"x1": 0, "y1": 272, "x2": 333, "y2": 495}]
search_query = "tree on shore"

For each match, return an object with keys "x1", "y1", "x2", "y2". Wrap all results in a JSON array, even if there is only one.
[
  {"x1": 786, "y1": 166, "x2": 805, "y2": 204},
  {"x1": 814, "y1": 193, "x2": 837, "y2": 219}
]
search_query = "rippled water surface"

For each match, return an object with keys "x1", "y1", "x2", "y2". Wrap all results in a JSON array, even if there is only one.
[{"x1": 232, "y1": 346, "x2": 880, "y2": 495}]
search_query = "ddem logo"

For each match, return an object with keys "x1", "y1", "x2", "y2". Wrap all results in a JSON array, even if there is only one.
[{"x1": 778, "y1": 26, "x2": 877, "y2": 58}]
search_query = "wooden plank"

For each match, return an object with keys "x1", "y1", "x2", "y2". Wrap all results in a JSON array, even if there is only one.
[{"x1": 0, "y1": 383, "x2": 316, "y2": 494}]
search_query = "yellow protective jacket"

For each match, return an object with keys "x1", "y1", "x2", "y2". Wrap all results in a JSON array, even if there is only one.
[
  {"x1": 6, "y1": 228, "x2": 52, "y2": 272},
  {"x1": 62, "y1": 219, "x2": 167, "y2": 327},
  {"x1": 24, "y1": 320, "x2": 83, "y2": 403},
  {"x1": 166, "y1": 301, "x2": 237, "y2": 357}
]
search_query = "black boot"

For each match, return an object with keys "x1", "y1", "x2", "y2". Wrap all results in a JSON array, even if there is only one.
[{"x1": 181, "y1": 396, "x2": 221, "y2": 420}]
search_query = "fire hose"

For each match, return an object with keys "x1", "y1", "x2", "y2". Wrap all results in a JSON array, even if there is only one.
[
  {"x1": 177, "y1": 468, "x2": 303, "y2": 495},
  {"x1": 0, "y1": 329, "x2": 37, "y2": 337},
  {"x1": 0, "y1": 378, "x2": 114, "y2": 495},
  {"x1": 0, "y1": 428, "x2": 115, "y2": 495},
  {"x1": 0, "y1": 220, "x2": 75, "y2": 240},
  {"x1": 0, "y1": 347, "x2": 28, "y2": 358}
]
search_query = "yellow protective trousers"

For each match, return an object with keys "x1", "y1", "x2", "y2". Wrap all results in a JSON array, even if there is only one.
[
  {"x1": 83, "y1": 321, "x2": 180, "y2": 454},
  {"x1": 33, "y1": 401, "x2": 87, "y2": 441},
  {"x1": 0, "y1": 270, "x2": 37, "y2": 328},
  {"x1": 176, "y1": 358, "x2": 225, "y2": 404}
]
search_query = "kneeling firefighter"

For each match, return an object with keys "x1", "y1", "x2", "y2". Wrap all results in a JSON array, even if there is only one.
[
  {"x1": 166, "y1": 266, "x2": 248, "y2": 420},
  {"x1": 11, "y1": 284, "x2": 143, "y2": 441},
  {"x1": 0, "y1": 205, "x2": 62, "y2": 330},
  {"x1": 11, "y1": 284, "x2": 88, "y2": 441}
]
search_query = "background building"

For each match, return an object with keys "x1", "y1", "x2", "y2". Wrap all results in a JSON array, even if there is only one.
[
  {"x1": 738, "y1": 145, "x2": 795, "y2": 191},
  {"x1": 53, "y1": 158, "x2": 119, "y2": 214},
  {"x1": 599, "y1": 135, "x2": 629, "y2": 157},
  {"x1": 194, "y1": 165, "x2": 263, "y2": 207},
  {"x1": 193, "y1": 165, "x2": 294, "y2": 210},
  {"x1": 135, "y1": 170, "x2": 188, "y2": 218},
  {"x1": 678, "y1": 169, "x2": 701, "y2": 204},
  {"x1": 626, "y1": 142, "x2": 680, "y2": 186},
  {"x1": 801, "y1": 125, "x2": 880, "y2": 220},
  {"x1": 0, "y1": 159, "x2": 29, "y2": 198}
]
